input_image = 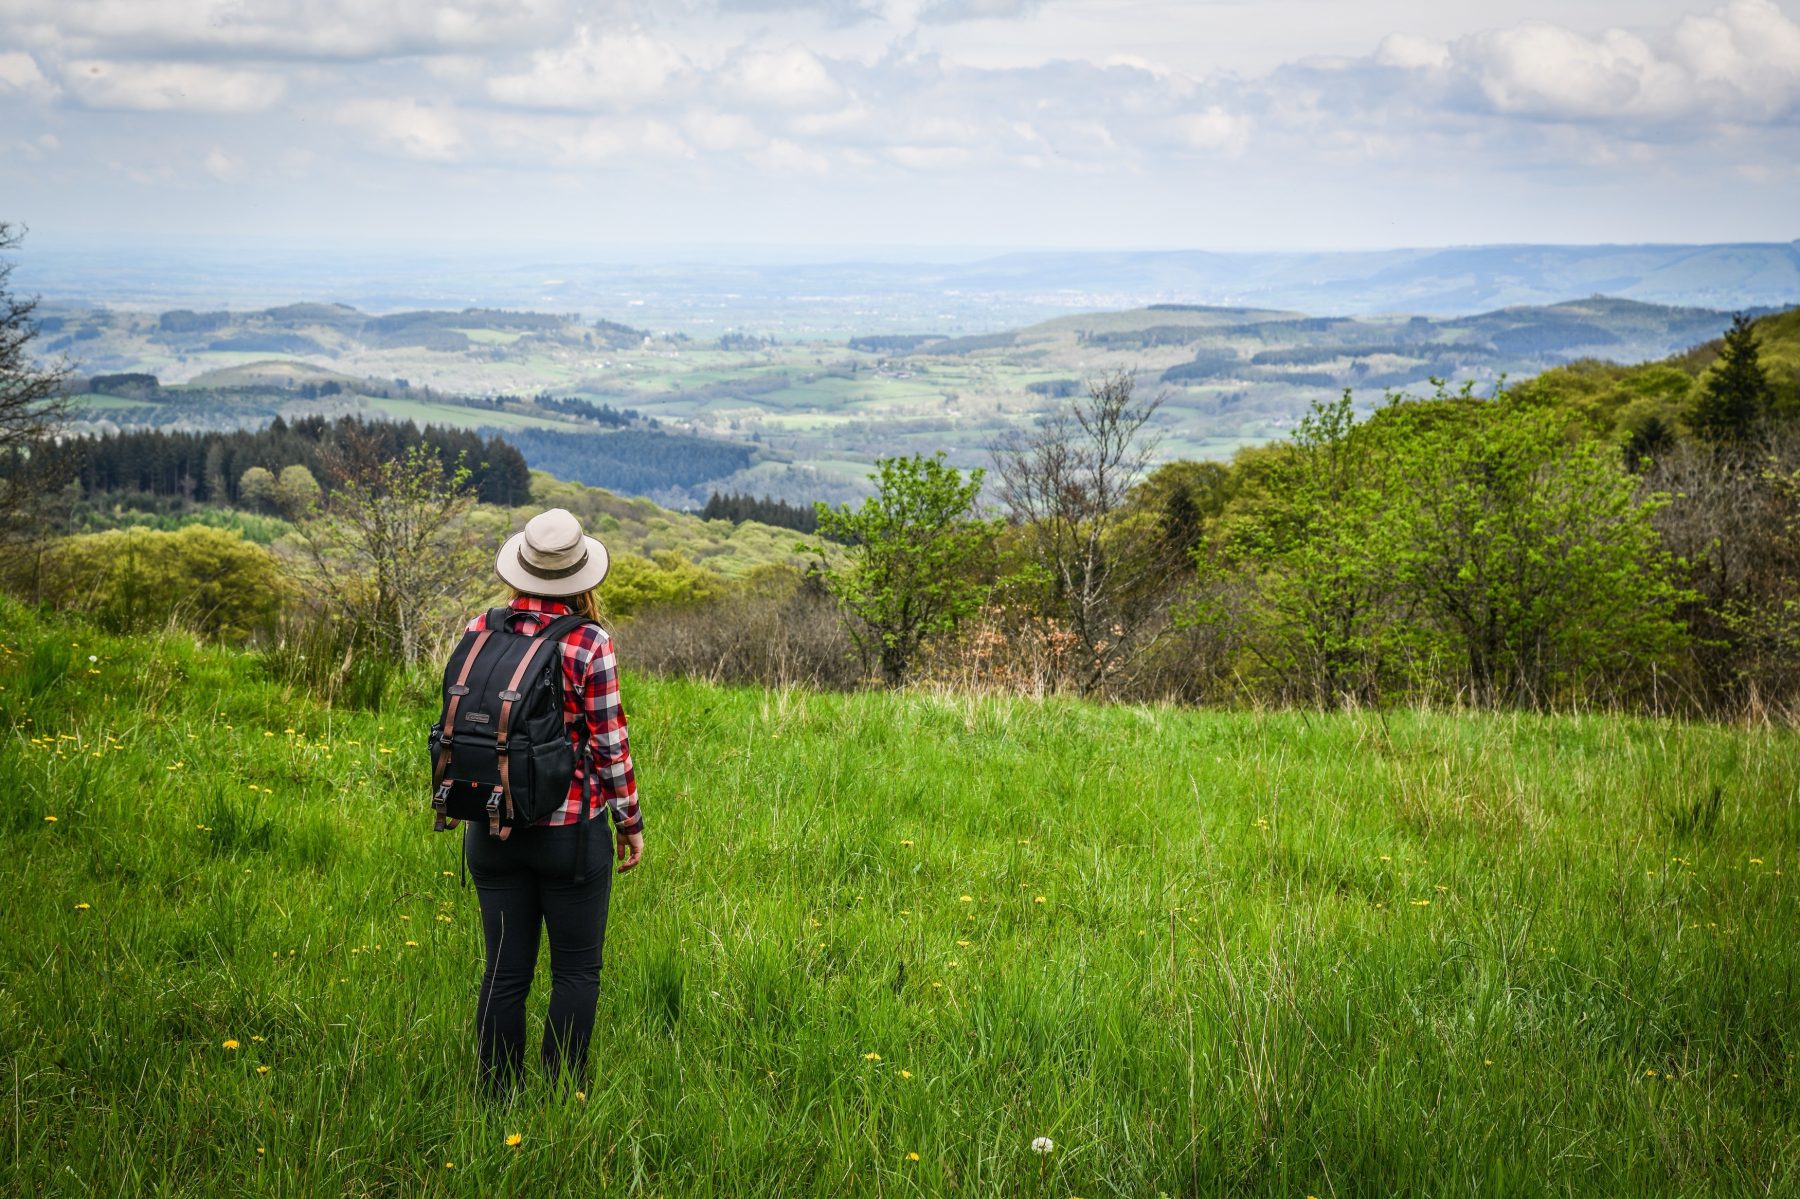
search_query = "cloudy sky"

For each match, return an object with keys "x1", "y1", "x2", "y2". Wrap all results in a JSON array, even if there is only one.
[{"x1": 2, "y1": 0, "x2": 1798, "y2": 253}]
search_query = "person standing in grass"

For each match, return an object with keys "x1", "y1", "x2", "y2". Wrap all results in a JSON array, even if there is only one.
[{"x1": 460, "y1": 508, "x2": 645, "y2": 1097}]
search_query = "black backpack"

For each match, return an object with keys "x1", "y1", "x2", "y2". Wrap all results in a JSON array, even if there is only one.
[{"x1": 430, "y1": 607, "x2": 594, "y2": 840}]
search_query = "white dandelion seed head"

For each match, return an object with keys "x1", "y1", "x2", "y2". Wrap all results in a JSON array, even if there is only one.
[
  {"x1": 87, "y1": 655, "x2": 97, "y2": 662},
  {"x1": 1031, "y1": 1136, "x2": 1054, "y2": 1154}
]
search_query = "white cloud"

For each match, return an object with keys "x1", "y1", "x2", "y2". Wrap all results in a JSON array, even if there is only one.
[
  {"x1": 685, "y1": 108, "x2": 767, "y2": 150},
  {"x1": 1174, "y1": 104, "x2": 1250, "y2": 154},
  {"x1": 0, "y1": 51, "x2": 55, "y2": 98},
  {"x1": 203, "y1": 147, "x2": 241, "y2": 179},
  {"x1": 918, "y1": 0, "x2": 1047, "y2": 23},
  {"x1": 63, "y1": 60, "x2": 286, "y2": 112},
  {"x1": 752, "y1": 136, "x2": 830, "y2": 172},
  {"x1": 2, "y1": 0, "x2": 575, "y2": 62},
  {"x1": 1448, "y1": 0, "x2": 1800, "y2": 124},
  {"x1": 1375, "y1": 34, "x2": 1451, "y2": 73},
  {"x1": 487, "y1": 29, "x2": 689, "y2": 109},
  {"x1": 725, "y1": 45, "x2": 842, "y2": 108},
  {"x1": 336, "y1": 98, "x2": 466, "y2": 160}
]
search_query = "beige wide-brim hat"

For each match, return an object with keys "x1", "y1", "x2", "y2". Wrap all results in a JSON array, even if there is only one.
[{"x1": 495, "y1": 507, "x2": 610, "y2": 597}]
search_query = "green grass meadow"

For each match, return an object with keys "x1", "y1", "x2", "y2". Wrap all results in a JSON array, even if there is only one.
[{"x1": 3, "y1": 604, "x2": 1798, "y2": 1196}]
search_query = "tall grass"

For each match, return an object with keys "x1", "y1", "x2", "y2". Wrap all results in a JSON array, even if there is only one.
[{"x1": 2, "y1": 597, "x2": 1796, "y2": 1196}]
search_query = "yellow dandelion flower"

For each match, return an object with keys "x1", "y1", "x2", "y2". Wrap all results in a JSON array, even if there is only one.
[
  {"x1": 399, "y1": 914, "x2": 411, "y2": 921},
  {"x1": 906, "y1": 1152, "x2": 921, "y2": 1161},
  {"x1": 405, "y1": 940, "x2": 419, "y2": 947},
  {"x1": 1434, "y1": 884, "x2": 1448, "y2": 893},
  {"x1": 43, "y1": 815, "x2": 56, "y2": 823},
  {"x1": 899, "y1": 909, "x2": 910, "y2": 916},
  {"x1": 444, "y1": 1162, "x2": 454, "y2": 1170},
  {"x1": 948, "y1": 960, "x2": 958, "y2": 967},
  {"x1": 1033, "y1": 895, "x2": 1046, "y2": 904},
  {"x1": 863, "y1": 1051, "x2": 882, "y2": 1061},
  {"x1": 263, "y1": 731, "x2": 274, "y2": 738},
  {"x1": 284, "y1": 727, "x2": 295, "y2": 734},
  {"x1": 1646, "y1": 1069, "x2": 1657, "y2": 1077},
  {"x1": 956, "y1": 939, "x2": 971, "y2": 947},
  {"x1": 1410, "y1": 899, "x2": 1430, "y2": 907},
  {"x1": 442, "y1": 871, "x2": 455, "y2": 877},
  {"x1": 256, "y1": 1147, "x2": 265, "y2": 1156},
  {"x1": 1380, "y1": 854, "x2": 1391, "y2": 861},
  {"x1": 900, "y1": 839, "x2": 915, "y2": 847},
  {"x1": 256, "y1": 1065, "x2": 270, "y2": 1075},
  {"x1": 74, "y1": 902, "x2": 90, "y2": 911},
  {"x1": 959, "y1": 895, "x2": 973, "y2": 903},
  {"x1": 251, "y1": 1035, "x2": 265, "y2": 1042},
  {"x1": 223, "y1": 1039, "x2": 240, "y2": 1050},
  {"x1": 1750, "y1": 858, "x2": 1764, "y2": 865},
  {"x1": 505, "y1": 1133, "x2": 523, "y2": 1148},
  {"x1": 1483, "y1": 1059, "x2": 1493, "y2": 1066},
  {"x1": 575, "y1": 1091, "x2": 587, "y2": 1102},
  {"x1": 898, "y1": 1069, "x2": 912, "y2": 1079},
  {"x1": 1017, "y1": 838, "x2": 1029, "y2": 845},
  {"x1": 931, "y1": 981, "x2": 943, "y2": 988}
]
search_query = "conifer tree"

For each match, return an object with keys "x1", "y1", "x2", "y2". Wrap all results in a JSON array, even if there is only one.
[{"x1": 1689, "y1": 313, "x2": 1774, "y2": 445}]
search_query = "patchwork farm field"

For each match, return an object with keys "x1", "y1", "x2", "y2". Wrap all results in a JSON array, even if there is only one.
[{"x1": 4, "y1": 606, "x2": 1798, "y2": 1196}]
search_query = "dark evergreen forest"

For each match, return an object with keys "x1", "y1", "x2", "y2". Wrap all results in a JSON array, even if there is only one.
[{"x1": 68, "y1": 416, "x2": 534, "y2": 506}]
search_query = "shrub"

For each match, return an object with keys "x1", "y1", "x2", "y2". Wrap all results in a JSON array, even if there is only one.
[{"x1": 32, "y1": 525, "x2": 290, "y2": 641}]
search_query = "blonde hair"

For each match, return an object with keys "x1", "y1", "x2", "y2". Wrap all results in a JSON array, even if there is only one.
[{"x1": 508, "y1": 585, "x2": 604, "y2": 627}]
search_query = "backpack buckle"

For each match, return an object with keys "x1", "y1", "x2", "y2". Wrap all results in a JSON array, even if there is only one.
[{"x1": 486, "y1": 786, "x2": 503, "y2": 837}]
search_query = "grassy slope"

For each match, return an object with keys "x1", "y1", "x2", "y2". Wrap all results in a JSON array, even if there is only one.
[{"x1": 4, "y1": 605, "x2": 1796, "y2": 1196}]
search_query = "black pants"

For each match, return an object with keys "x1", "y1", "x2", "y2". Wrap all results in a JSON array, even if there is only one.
[{"x1": 464, "y1": 818, "x2": 613, "y2": 1096}]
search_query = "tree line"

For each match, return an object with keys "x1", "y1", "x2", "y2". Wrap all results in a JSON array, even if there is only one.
[
  {"x1": 64, "y1": 415, "x2": 534, "y2": 507},
  {"x1": 790, "y1": 311, "x2": 1798, "y2": 715}
]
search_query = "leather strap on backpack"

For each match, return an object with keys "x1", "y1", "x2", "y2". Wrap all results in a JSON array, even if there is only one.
[{"x1": 432, "y1": 628, "x2": 492, "y2": 830}]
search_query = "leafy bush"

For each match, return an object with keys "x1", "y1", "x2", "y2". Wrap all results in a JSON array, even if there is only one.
[{"x1": 29, "y1": 526, "x2": 290, "y2": 641}]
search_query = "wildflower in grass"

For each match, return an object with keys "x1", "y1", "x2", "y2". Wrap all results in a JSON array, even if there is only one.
[
  {"x1": 1435, "y1": 885, "x2": 1449, "y2": 893},
  {"x1": 442, "y1": 871, "x2": 454, "y2": 877},
  {"x1": 256, "y1": 1065, "x2": 270, "y2": 1075},
  {"x1": 901, "y1": 839, "x2": 915, "y2": 847},
  {"x1": 1646, "y1": 1069, "x2": 1656, "y2": 1076},
  {"x1": 444, "y1": 1162, "x2": 454, "y2": 1170},
  {"x1": 166, "y1": 762, "x2": 182, "y2": 771},
  {"x1": 899, "y1": 1069, "x2": 913, "y2": 1078},
  {"x1": 256, "y1": 1148, "x2": 265, "y2": 1156},
  {"x1": 575, "y1": 1091, "x2": 586, "y2": 1101},
  {"x1": 74, "y1": 902, "x2": 90, "y2": 911},
  {"x1": 1032, "y1": 1136, "x2": 1054, "y2": 1154},
  {"x1": 399, "y1": 915, "x2": 411, "y2": 922},
  {"x1": 956, "y1": 938, "x2": 971, "y2": 946},
  {"x1": 505, "y1": 1133, "x2": 523, "y2": 1147},
  {"x1": 864, "y1": 1052, "x2": 882, "y2": 1061},
  {"x1": 406, "y1": 940, "x2": 419, "y2": 947},
  {"x1": 1018, "y1": 838, "x2": 1029, "y2": 845},
  {"x1": 1750, "y1": 858, "x2": 1763, "y2": 865},
  {"x1": 900, "y1": 909, "x2": 910, "y2": 916},
  {"x1": 264, "y1": 731, "x2": 274, "y2": 738},
  {"x1": 1034, "y1": 895, "x2": 1046, "y2": 904},
  {"x1": 251, "y1": 1036, "x2": 265, "y2": 1042},
  {"x1": 1380, "y1": 855, "x2": 1391, "y2": 861},
  {"x1": 223, "y1": 1039, "x2": 240, "y2": 1050},
  {"x1": 1410, "y1": 899, "x2": 1430, "y2": 907},
  {"x1": 931, "y1": 982, "x2": 943, "y2": 989},
  {"x1": 959, "y1": 895, "x2": 972, "y2": 903},
  {"x1": 43, "y1": 815, "x2": 55, "y2": 822},
  {"x1": 906, "y1": 1152, "x2": 921, "y2": 1161}
]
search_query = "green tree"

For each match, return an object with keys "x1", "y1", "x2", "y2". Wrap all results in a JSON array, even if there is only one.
[
  {"x1": 1379, "y1": 386, "x2": 1690, "y2": 707},
  {"x1": 803, "y1": 452, "x2": 998, "y2": 687},
  {"x1": 1204, "y1": 389, "x2": 1397, "y2": 705},
  {"x1": 290, "y1": 435, "x2": 483, "y2": 664},
  {"x1": 274, "y1": 463, "x2": 322, "y2": 516},
  {"x1": 0, "y1": 222, "x2": 72, "y2": 558},
  {"x1": 238, "y1": 465, "x2": 277, "y2": 511},
  {"x1": 1689, "y1": 313, "x2": 1774, "y2": 445}
]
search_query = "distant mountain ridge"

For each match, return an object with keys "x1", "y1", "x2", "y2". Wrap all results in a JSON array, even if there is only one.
[
  {"x1": 20, "y1": 239, "x2": 1800, "y2": 334},
  {"x1": 953, "y1": 241, "x2": 1800, "y2": 316}
]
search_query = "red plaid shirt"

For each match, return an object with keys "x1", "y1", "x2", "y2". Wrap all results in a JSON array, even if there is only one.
[{"x1": 464, "y1": 596, "x2": 641, "y2": 833}]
